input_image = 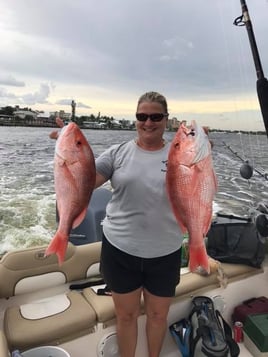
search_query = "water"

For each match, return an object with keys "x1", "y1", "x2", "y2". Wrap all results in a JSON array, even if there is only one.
[{"x1": 1, "y1": 126, "x2": 268, "y2": 254}]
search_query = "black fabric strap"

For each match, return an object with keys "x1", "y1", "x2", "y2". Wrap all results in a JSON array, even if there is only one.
[
  {"x1": 216, "y1": 311, "x2": 240, "y2": 357},
  {"x1": 190, "y1": 327, "x2": 202, "y2": 357},
  {"x1": 69, "y1": 278, "x2": 105, "y2": 290}
]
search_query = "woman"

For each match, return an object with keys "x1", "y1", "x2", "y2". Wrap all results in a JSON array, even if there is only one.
[{"x1": 95, "y1": 91, "x2": 183, "y2": 357}]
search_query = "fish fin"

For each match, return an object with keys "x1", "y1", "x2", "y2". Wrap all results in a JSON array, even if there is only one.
[
  {"x1": 168, "y1": 202, "x2": 188, "y2": 233},
  {"x1": 179, "y1": 223, "x2": 188, "y2": 235},
  {"x1": 45, "y1": 232, "x2": 68, "y2": 265},
  {"x1": 203, "y1": 211, "x2": 213, "y2": 236},
  {"x1": 56, "y1": 117, "x2": 64, "y2": 128},
  {"x1": 195, "y1": 155, "x2": 211, "y2": 172},
  {"x1": 188, "y1": 243, "x2": 210, "y2": 275},
  {"x1": 213, "y1": 169, "x2": 218, "y2": 190},
  {"x1": 195, "y1": 160, "x2": 206, "y2": 171},
  {"x1": 72, "y1": 207, "x2": 88, "y2": 229},
  {"x1": 173, "y1": 214, "x2": 187, "y2": 234},
  {"x1": 49, "y1": 130, "x2": 59, "y2": 140}
]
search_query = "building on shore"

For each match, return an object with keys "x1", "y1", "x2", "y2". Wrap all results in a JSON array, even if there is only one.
[
  {"x1": 167, "y1": 117, "x2": 180, "y2": 131},
  {"x1": 49, "y1": 110, "x2": 71, "y2": 121},
  {"x1": 14, "y1": 110, "x2": 38, "y2": 120},
  {"x1": 0, "y1": 111, "x2": 57, "y2": 127},
  {"x1": 83, "y1": 121, "x2": 106, "y2": 129}
]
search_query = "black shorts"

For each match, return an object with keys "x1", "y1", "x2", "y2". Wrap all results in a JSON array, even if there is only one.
[{"x1": 100, "y1": 234, "x2": 181, "y2": 297}]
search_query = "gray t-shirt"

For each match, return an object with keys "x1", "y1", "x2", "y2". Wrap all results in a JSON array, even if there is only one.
[{"x1": 96, "y1": 139, "x2": 183, "y2": 258}]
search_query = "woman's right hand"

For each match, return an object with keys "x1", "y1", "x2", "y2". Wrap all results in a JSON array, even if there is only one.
[{"x1": 49, "y1": 117, "x2": 65, "y2": 140}]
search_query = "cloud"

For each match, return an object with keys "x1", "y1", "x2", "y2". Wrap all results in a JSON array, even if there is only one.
[
  {"x1": 55, "y1": 99, "x2": 91, "y2": 109},
  {"x1": 0, "y1": 74, "x2": 25, "y2": 87},
  {"x1": 0, "y1": 88, "x2": 17, "y2": 99},
  {"x1": 21, "y1": 83, "x2": 52, "y2": 105},
  {"x1": 0, "y1": 83, "x2": 53, "y2": 105},
  {"x1": 0, "y1": 0, "x2": 267, "y2": 129},
  {"x1": 77, "y1": 102, "x2": 91, "y2": 109},
  {"x1": 55, "y1": 99, "x2": 74, "y2": 106},
  {"x1": 160, "y1": 37, "x2": 194, "y2": 62}
]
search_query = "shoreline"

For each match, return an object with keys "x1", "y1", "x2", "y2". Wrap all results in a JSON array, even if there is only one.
[
  {"x1": 0, "y1": 119, "x2": 266, "y2": 134},
  {"x1": 0, "y1": 122, "x2": 135, "y2": 131}
]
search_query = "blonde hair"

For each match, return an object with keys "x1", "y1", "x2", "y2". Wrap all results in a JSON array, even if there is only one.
[{"x1": 137, "y1": 91, "x2": 168, "y2": 114}]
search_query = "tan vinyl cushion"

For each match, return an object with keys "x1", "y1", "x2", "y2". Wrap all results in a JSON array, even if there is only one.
[
  {"x1": 174, "y1": 263, "x2": 263, "y2": 300},
  {"x1": 0, "y1": 331, "x2": 10, "y2": 357},
  {"x1": 83, "y1": 288, "x2": 115, "y2": 323},
  {"x1": 20, "y1": 294, "x2": 71, "y2": 319},
  {"x1": 4, "y1": 291, "x2": 96, "y2": 352},
  {"x1": 83, "y1": 263, "x2": 263, "y2": 323},
  {"x1": 0, "y1": 242, "x2": 101, "y2": 299}
]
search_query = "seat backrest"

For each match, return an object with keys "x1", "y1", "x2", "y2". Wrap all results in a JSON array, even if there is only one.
[{"x1": 0, "y1": 242, "x2": 101, "y2": 298}]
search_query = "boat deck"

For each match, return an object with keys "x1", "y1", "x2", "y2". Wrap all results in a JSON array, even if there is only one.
[{"x1": 1, "y1": 244, "x2": 267, "y2": 356}]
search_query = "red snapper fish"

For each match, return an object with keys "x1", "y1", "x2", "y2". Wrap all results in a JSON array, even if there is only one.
[
  {"x1": 166, "y1": 120, "x2": 217, "y2": 274},
  {"x1": 46, "y1": 122, "x2": 96, "y2": 264}
]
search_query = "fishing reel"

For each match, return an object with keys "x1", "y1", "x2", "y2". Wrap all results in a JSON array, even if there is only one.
[
  {"x1": 240, "y1": 163, "x2": 268, "y2": 237},
  {"x1": 250, "y1": 202, "x2": 268, "y2": 239},
  {"x1": 255, "y1": 203, "x2": 268, "y2": 238}
]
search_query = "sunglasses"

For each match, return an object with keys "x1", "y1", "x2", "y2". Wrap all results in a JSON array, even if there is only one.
[{"x1": 136, "y1": 113, "x2": 168, "y2": 122}]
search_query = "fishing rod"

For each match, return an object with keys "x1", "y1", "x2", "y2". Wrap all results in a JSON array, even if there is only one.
[
  {"x1": 234, "y1": 0, "x2": 268, "y2": 137},
  {"x1": 222, "y1": 141, "x2": 268, "y2": 180}
]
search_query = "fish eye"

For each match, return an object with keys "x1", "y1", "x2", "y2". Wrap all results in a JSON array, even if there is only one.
[
  {"x1": 174, "y1": 143, "x2": 180, "y2": 148},
  {"x1": 76, "y1": 140, "x2": 82, "y2": 146}
]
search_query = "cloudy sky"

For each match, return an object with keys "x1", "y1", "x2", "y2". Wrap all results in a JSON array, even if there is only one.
[{"x1": 0, "y1": 0, "x2": 267, "y2": 130}]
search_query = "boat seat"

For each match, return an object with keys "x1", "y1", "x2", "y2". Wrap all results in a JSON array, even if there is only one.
[
  {"x1": 0, "y1": 330, "x2": 9, "y2": 357},
  {"x1": 83, "y1": 286, "x2": 115, "y2": 323},
  {"x1": 1, "y1": 242, "x2": 102, "y2": 352},
  {"x1": 173, "y1": 263, "x2": 263, "y2": 301},
  {"x1": 4, "y1": 290, "x2": 96, "y2": 352},
  {"x1": 0, "y1": 242, "x2": 102, "y2": 299},
  {"x1": 83, "y1": 263, "x2": 263, "y2": 324}
]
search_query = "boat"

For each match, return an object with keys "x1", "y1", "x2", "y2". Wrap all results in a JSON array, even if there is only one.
[
  {"x1": 1, "y1": 1, "x2": 268, "y2": 356},
  {"x1": 0, "y1": 185, "x2": 267, "y2": 357}
]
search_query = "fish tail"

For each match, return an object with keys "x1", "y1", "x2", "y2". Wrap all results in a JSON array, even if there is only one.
[
  {"x1": 188, "y1": 243, "x2": 210, "y2": 274},
  {"x1": 45, "y1": 232, "x2": 68, "y2": 265}
]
